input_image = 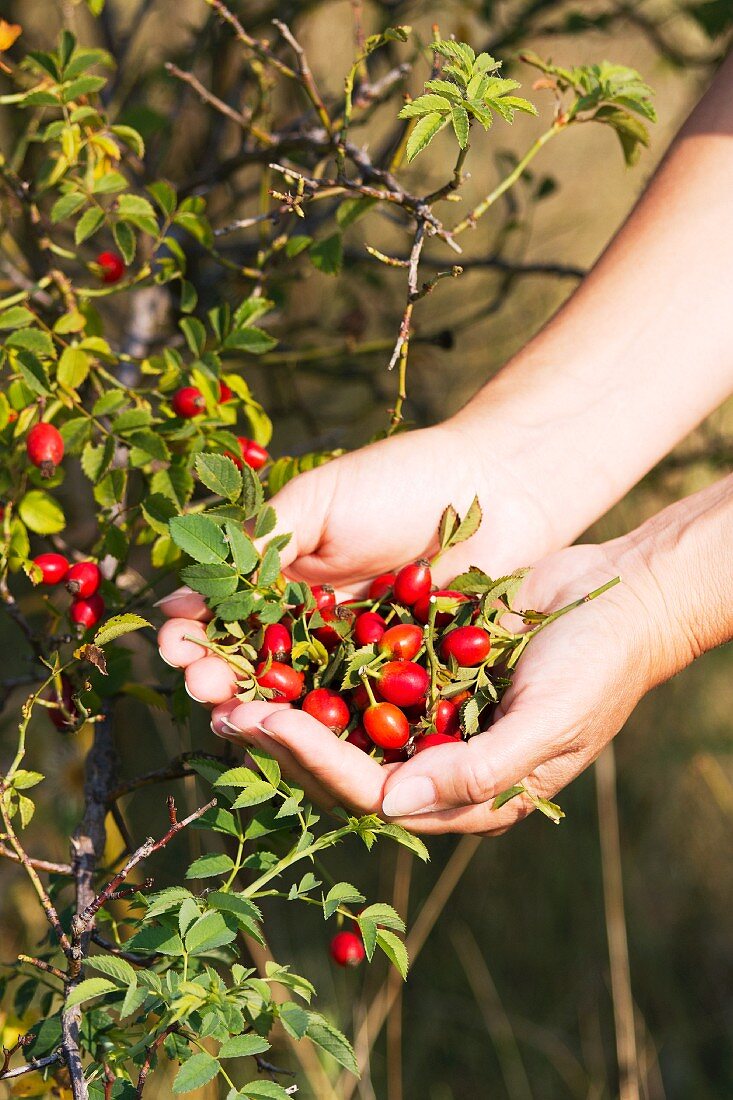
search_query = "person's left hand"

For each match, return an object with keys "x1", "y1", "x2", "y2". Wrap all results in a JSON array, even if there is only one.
[{"x1": 158, "y1": 540, "x2": 671, "y2": 834}]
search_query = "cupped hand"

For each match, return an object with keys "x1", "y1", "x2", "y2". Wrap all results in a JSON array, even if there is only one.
[{"x1": 161, "y1": 539, "x2": 666, "y2": 835}]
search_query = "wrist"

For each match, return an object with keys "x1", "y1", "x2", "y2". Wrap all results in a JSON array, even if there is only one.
[{"x1": 608, "y1": 474, "x2": 733, "y2": 686}]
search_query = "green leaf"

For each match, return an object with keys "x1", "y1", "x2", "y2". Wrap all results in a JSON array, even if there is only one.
[
  {"x1": 7, "y1": 328, "x2": 55, "y2": 358},
  {"x1": 240, "y1": 466, "x2": 264, "y2": 520},
  {"x1": 0, "y1": 306, "x2": 35, "y2": 330},
  {"x1": 526, "y1": 791, "x2": 565, "y2": 824},
  {"x1": 405, "y1": 111, "x2": 447, "y2": 162},
  {"x1": 180, "y1": 316, "x2": 207, "y2": 356},
  {"x1": 93, "y1": 613, "x2": 150, "y2": 647},
  {"x1": 398, "y1": 93, "x2": 452, "y2": 118},
  {"x1": 323, "y1": 882, "x2": 365, "y2": 920},
  {"x1": 247, "y1": 745, "x2": 280, "y2": 787},
  {"x1": 359, "y1": 902, "x2": 405, "y2": 932},
  {"x1": 113, "y1": 220, "x2": 136, "y2": 265},
  {"x1": 237, "y1": 1084, "x2": 292, "y2": 1100},
  {"x1": 14, "y1": 352, "x2": 51, "y2": 396},
  {"x1": 186, "y1": 853, "x2": 235, "y2": 879},
  {"x1": 258, "y1": 544, "x2": 281, "y2": 587},
  {"x1": 195, "y1": 453, "x2": 242, "y2": 502},
  {"x1": 231, "y1": 780, "x2": 277, "y2": 810},
  {"x1": 62, "y1": 75, "x2": 106, "y2": 102},
  {"x1": 140, "y1": 493, "x2": 177, "y2": 536},
  {"x1": 222, "y1": 326, "x2": 277, "y2": 354},
  {"x1": 492, "y1": 784, "x2": 525, "y2": 810},
  {"x1": 18, "y1": 490, "x2": 65, "y2": 535},
  {"x1": 309, "y1": 233, "x2": 343, "y2": 276},
  {"x1": 306, "y1": 1012, "x2": 359, "y2": 1076},
  {"x1": 51, "y1": 191, "x2": 86, "y2": 223},
  {"x1": 450, "y1": 103, "x2": 470, "y2": 147},
  {"x1": 185, "y1": 911, "x2": 237, "y2": 955},
  {"x1": 376, "y1": 928, "x2": 409, "y2": 979},
  {"x1": 180, "y1": 562, "x2": 238, "y2": 600},
  {"x1": 125, "y1": 925, "x2": 184, "y2": 956},
  {"x1": 86, "y1": 955, "x2": 137, "y2": 987},
  {"x1": 379, "y1": 823, "x2": 429, "y2": 862},
  {"x1": 172, "y1": 1052, "x2": 220, "y2": 1094},
  {"x1": 146, "y1": 887, "x2": 195, "y2": 919},
  {"x1": 57, "y1": 346, "x2": 91, "y2": 390},
  {"x1": 225, "y1": 522, "x2": 258, "y2": 575},
  {"x1": 64, "y1": 977, "x2": 118, "y2": 1010},
  {"x1": 336, "y1": 196, "x2": 378, "y2": 229},
  {"x1": 75, "y1": 206, "x2": 105, "y2": 245},
  {"x1": 170, "y1": 514, "x2": 230, "y2": 564},
  {"x1": 218, "y1": 1034, "x2": 270, "y2": 1059}
]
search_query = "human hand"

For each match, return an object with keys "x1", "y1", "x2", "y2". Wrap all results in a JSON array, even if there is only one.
[{"x1": 180, "y1": 540, "x2": 671, "y2": 834}]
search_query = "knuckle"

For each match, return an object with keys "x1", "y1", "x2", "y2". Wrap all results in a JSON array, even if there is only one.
[{"x1": 458, "y1": 744, "x2": 498, "y2": 805}]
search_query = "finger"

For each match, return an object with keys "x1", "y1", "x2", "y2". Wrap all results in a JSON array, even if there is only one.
[
  {"x1": 252, "y1": 467, "x2": 330, "y2": 571},
  {"x1": 155, "y1": 586, "x2": 211, "y2": 621},
  {"x1": 233, "y1": 707, "x2": 392, "y2": 815},
  {"x1": 185, "y1": 655, "x2": 239, "y2": 705},
  {"x1": 221, "y1": 702, "x2": 344, "y2": 809},
  {"x1": 380, "y1": 708, "x2": 556, "y2": 819},
  {"x1": 158, "y1": 618, "x2": 210, "y2": 667},
  {"x1": 382, "y1": 750, "x2": 577, "y2": 835}
]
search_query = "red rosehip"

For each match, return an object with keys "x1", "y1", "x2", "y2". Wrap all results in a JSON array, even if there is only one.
[
  {"x1": 414, "y1": 732, "x2": 461, "y2": 753},
  {"x1": 434, "y1": 698, "x2": 460, "y2": 736},
  {"x1": 310, "y1": 585, "x2": 336, "y2": 612},
  {"x1": 44, "y1": 674, "x2": 79, "y2": 732},
  {"x1": 256, "y1": 660, "x2": 304, "y2": 702},
  {"x1": 259, "y1": 622, "x2": 292, "y2": 660},
  {"x1": 363, "y1": 701, "x2": 410, "y2": 749},
  {"x1": 312, "y1": 606, "x2": 354, "y2": 651},
  {"x1": 353, "y1": 611, "x2": 387, "y2": 646},
  {"x1": 66, "y1": 561, "x2": 101, "y2": 599},
  {"x1": 330, "y1": 930, "x2": 365, "y2": 967},
  {"x1": 219, "y1": 381, "x2": 233, "y2": 403},
  {"x1": 346, "y1": 724, "x2": 372, "y2": 752},
  {"x1": 96, "y1": 250, "x2": 125, "y2": 284},
  {"x1": 382, "y1": 747, "x2": 409, "y2": 763},
  {"x1": 70, "y1": 594, "x2": 105, "y2": 629},
  {"x1": 392, "y1": 560, "x2": 432, "y2": 606},
  {"x1": 32, "y1": 552, "x2": 69, "y2": 586},
  {"x1": 237, "y1": 437, "x2": 269, "y2": 471},
  {"x1": 378, "y1": 623, "x2": 423, "y2": 661},
  {"x1": 413, "y1": 589, "x2": 467, "y2": 627},
  {"x1": 441, "y1": 625, "x2": 491, "y2": 667},
  {"x1": 376, "y1": 660, "x2": 429, "y2": 708},
  {"x1": 302, "y1": 688, "x2": 351, "y2": 734},
  {"x1": 26, "y1": 423, "x2": 64, "y2": 477},
  {"x1": 368, "y1": 572, "x2": 395, "y2": 601},
  {"x1": 172, "y1": 386, "x2": 205, "y2": 418}
]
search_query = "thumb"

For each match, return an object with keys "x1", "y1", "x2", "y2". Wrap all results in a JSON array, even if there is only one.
[{"x1": 380, "y1": 709, "x2": 554, "y2": 818}]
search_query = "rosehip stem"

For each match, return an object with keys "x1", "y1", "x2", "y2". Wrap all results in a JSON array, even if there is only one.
[
  {"x1": 528, "y1": 576, "x2": 622, "y2": 636},
  {"x1": 424, "y1": 599, "x2": 441, "y2": 705},
  {"x1": 359, "y1": 670, "x2": 379, "y2": 707}
]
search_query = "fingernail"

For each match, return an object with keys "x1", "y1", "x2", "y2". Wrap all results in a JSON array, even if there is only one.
[
  {"x1": 185, "y1": 682, "x2": 206, "y2": 703},
  {"x1": 382, "y1": 777, "x2": 438, "y2": 818},
  {"x1": 158, "y1": 648, "x2": 177, "y2": 668},
  {"x1": 256, "y1": 721, "x2": 283, "y2": 741},
  {"x1": 152, "y1": 589, "x2": 191, "y2": 607}
]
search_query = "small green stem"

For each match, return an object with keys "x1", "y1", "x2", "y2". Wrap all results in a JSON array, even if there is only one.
[{"x1": 452, "y1": 120, "x2": 566, "y2": 235}]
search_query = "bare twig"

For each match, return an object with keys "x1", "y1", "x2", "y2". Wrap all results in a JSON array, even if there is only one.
[
  {"x1": 0, "y1": 1050, "x2": 64, "y2": 1083},
  {"x1": 135, "y1": 1025, "x2": 179, "y2": 1097},
  {"x1": 0, "y1": 843, "x2": 72, "y2": 875},
  {"x1": 17, "y1": 954, "x2": 67, "y2": 983}
]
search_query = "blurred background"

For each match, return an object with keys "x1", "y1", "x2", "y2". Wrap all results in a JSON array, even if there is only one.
[{"x1": 1, "y1": 1, "x2": 732, "y2": 1097}]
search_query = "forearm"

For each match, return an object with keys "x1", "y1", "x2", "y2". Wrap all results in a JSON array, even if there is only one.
[
  {"x1": 613, "y1": 472, "x2": 733, "y2": 687},
  {"x1": 452, "y1": 52, "x2": 733, "y2": 549}
]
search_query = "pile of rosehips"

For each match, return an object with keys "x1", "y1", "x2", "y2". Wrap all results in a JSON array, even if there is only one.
[{"x1": 31, "y1": 552, "x2": 105, "y2": 628}]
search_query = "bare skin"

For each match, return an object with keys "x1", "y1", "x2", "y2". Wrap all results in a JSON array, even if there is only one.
[{"x1": 156, "y1": 54, "x2": 733, "y2": 834}]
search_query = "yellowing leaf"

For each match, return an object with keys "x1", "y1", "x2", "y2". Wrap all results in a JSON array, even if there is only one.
[{"x1": 0, "y1": 21, "x2": 22, "y2": 53}]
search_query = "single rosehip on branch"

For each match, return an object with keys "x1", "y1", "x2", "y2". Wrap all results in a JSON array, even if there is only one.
[
  {"x1": 70, "y1": 594, "x2": 105, "y2": 629},
  {"x1": 353, "y1": 611, "x2": 387, "y2": 646},
  {"x1": 434, "y1": 698, "x2": 460, "y2": 736},
  {"x1": 368, "y1": 572, "x2": 395, "y2": 601},
  {"x1": 96, "y1": 250, "x2": 126, "y2": 284},
  {"x1": 218, "y1": 380, "x2": 233, "y2": 403},
  {"x1": 414, "y1": 732, "x2": 461, "y2": 753},
  {"x1": 375, "y1": 660, "x2": 429, "y2": 708},
  {"x1": 26, "y1": 423, "x2": 64, "y2": 477},
  {"x1": 172, "y1": 387, "x2": 206, "y2": 419},
  {"x1": 230, "y1": 437, "x2": 269, "y2": 471},
  {"x1": 66, "y1": 561, "x2": 101, "y2": 599},
  {"x1": 378, "y1": 623, "x2": 423, "y2": 660},
  {"x1": 32, "y1": 552, "x2": 69, "y2": 586},
  {"x1": 259, "y1": 622, "x2": 292, "y2": 661},
  {"x1": 330, "y1": 930, "x2": 365, "y2": 967}
]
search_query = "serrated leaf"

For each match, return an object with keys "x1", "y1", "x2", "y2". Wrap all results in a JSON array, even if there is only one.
[
  {"x1": 86, "y1": 955, "x2": 137, "y2": 987},
  {"x1": 169, "y1": 514, "x2": 229, "y2": 564},
  {"x1": 359, "y1": 902, "x2": 405, "y2": 932},
  {"x1": 219, "y1": 1034, "x2": 271, "y2": 1058},
  {"x1": 399, "y1": 93, "x2": 452, "y2": 118},
  {"x1": 247, "y1": 745, "x2": 280, "y2": 787},
  {"x1": 224, "y1": 522, "x2": 258, "y2": 575},
  {"x1": 306, "y1": 1012, "x2": 359, "y2": 1076},
  {"x1": 172, "y1": 1052, "x2": 220, "y2": 1094},
  {"x1": 146, "y1": 887, "x2": 195, "y2": 920},
  {"x1": 492, "y1": 784, "x2": 525, "y2": 810},
  {"x1": 93, "y1": 613, "x2": 150, "y2": 647},
  {"x1": 405, "y1": 111, "x2": 447, "y2": 162},
  {"x1": 376, "y1": 928, "x2": 409, "y2": 979},
  {"x1": 526, "y1": 791, "x2": 565, "y2": 824},
  {"x1": 323, "y1": 882, "x2": 365, "y2": 920},
  {"x1": 75, "y1": 206, "x2": 105, "y2": 244},
  {"x1": 450, "y1": 103, "x2": 470, "y2": 147},
  {"x1": 379, "y1": 823, "x2": 429, "y2": 862},
  {"x1": 185, "y1": 911, "x2": 237, "y2": 955},
  {"x1": 309, "y1": 233, "x2": 343, "y2": 276},
  {"x1": 18, "y1": 490, "x2": 65, "y2": 535},
  {"x1": 195, "y1": 453, "x2": 242, "y2": 502},
  {"x1": 186, "y1": 853, "x2": 235, "y2": 879},
  {"x1": 231, "y1": 781, "x2": 277, "y2": 810},
  {"x1": 64, "y1": 977, "x2": 118, "y2": 1010},
  {"x1": 258, "y1": 544, "x2": 281, "y2": 587},
  {"x1": 180, "y1": 562, "x2": 238, "y2": 600},
  {"x1": 238, "y1": 1083, "x2": 292, "y2": 1100}
]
